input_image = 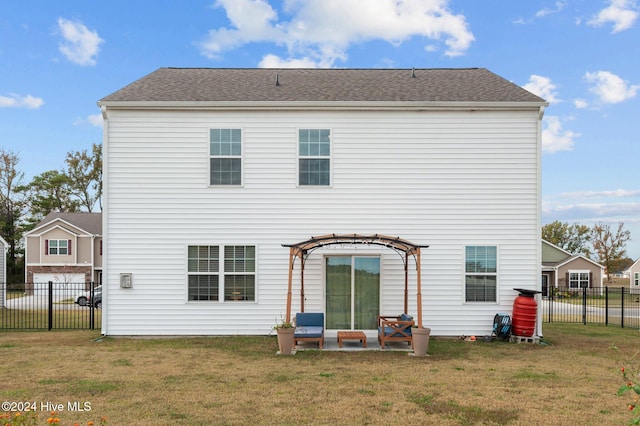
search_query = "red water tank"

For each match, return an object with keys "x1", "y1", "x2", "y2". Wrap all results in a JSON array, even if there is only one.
[{"x1": 511, "y1": 288, "x2": 540, "y2": 337}]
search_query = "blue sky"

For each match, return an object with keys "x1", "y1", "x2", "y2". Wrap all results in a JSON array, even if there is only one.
[{"x1": 1, "y1": 0, "x2": 639, "y2": 258}]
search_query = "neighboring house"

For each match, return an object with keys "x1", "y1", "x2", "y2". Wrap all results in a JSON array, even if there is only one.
[
  {"x1": 541, "y1": 240, "x2": 604, "y2": 297},
  {"x1": 25, "y1": 212, "x2": 102, "y2": 291},
  {"x1": 98, "y1": 67, "x2": 547, "y2": 337},
  {"x1": 626, "y1": 258, "x2": 640, "y2": 294},
  {"x1": 0, "y1": 235, "x2": 8, "y2": 308}
]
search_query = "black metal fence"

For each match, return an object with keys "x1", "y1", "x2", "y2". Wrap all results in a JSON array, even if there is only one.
[
  {"x1": 0, "y1": 282, "x2": 101, "y2": 330},
  {"x1": 544, "y1": 286, "x2": 640, "y2": 329}
]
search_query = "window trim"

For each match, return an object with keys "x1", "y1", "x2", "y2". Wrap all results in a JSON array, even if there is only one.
[
  {"x1": 568, "y1": 269, "x2": 590, "y2": 289},
  {"x1": 297, "y1": 128, "x2": 332, "y2": 187},
  {"x1": 464, "y1": 245, "x2": 498, "y2": 303},
  {"x1": 47, "y1": 239, "x2": 70, "y2": 256},
  {"x1": 209, "y1": 128, "x2": 243, "y2": 187},
  {"x1": 187, "y1": 244, "x2": 257, "y2": 303},
  {"x1": 634, "y1": 272, "x2": 639, "y2": 287}
]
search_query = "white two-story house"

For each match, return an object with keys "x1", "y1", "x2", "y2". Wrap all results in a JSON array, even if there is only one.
[{"x1": 98, "y1": 68, "x2": 547, "y2": 337}]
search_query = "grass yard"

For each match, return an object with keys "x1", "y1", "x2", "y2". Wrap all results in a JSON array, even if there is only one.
[{"x1": 1, "y1": 323, "x2": 639, "y2": 425}]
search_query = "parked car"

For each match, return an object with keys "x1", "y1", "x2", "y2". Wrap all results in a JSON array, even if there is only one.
[
  {"x1": 75, "y1": 285, "x2": 102, "y2": 307},
  {"x1": 88, "y1": 289, "x2": 102, "y2": 309}
]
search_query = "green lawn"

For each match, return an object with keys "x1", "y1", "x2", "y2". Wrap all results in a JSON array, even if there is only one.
[{"x1": 1, "y1": 323, "x2": 639, "y2": 425}]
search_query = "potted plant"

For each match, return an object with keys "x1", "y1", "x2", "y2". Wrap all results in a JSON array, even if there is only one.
[
  {"x1": 274, "y1": 316, "x2": 295, "y2": 355},
  {"x1": 411, "y1": 325, "x2": 431, "y2": 357}
]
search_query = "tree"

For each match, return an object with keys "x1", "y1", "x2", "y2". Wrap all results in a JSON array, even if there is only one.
[
  {"x1": 591, "y1": 222, "x2": 631, "y2": 282},
  {"x1": 18, "y1": 170, "x2": 81, "y2": 225},
  {"x1": 542, "y1": 220, "x2": 592, "y2": 256},
  {"x1": 65, "y1": 143, "x2": 102, "y2": 211},
  {"x1": 0, "y1": 149, "x2": 26, "y2": 283}
]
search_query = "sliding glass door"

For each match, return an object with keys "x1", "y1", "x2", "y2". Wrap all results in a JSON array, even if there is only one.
[{"x1": 326, "y1": 256, "x2": 380, "y2": 330}]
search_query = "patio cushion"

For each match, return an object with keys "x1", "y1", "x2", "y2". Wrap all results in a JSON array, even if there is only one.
[
  {"x1": 295, "y1": 312, "x2": 324, "y2": 327},
  {"x1": 294, "y1": 326, "x2": 324, "y2": 338},
  {"x1": 400, "y1": 313, "x2": 413, "y2": 322},
  {"x1": 379, "y1": 326, "x2": 412, "y2": 337}
]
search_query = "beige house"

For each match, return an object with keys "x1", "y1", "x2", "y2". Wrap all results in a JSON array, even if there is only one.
[
  {"x1": 541, "y1": 240, "x2": 604, "y2": 296},
  {"x1": 626, "y1": 258, "x2": 640, "y2": 294},
  {"x1": 25, "y1": 212, "x2": 102, "y2": 291}
]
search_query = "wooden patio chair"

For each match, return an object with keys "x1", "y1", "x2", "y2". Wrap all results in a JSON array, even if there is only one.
[
  {"x1": 294, "y1": 312, "x2": 324, "y2": 349},
  {"x1": 378, "y1": 314, "x2": 414, "y2": 349}
]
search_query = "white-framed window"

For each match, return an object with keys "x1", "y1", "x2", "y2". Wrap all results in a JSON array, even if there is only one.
[
  {"x1": 187, "y1": 245, "x2": 255, "y2": 302},
  {"x1": 465, "y1": 246, "x2": 497, "y2": 302},
  {"x1": 635, "y1": 272, "x2": 640, "y2": 287},
  {"x1": 210, "y1": 129, "x2": 242, "y2": 185},
  {"x1": 298, "y1": 129, "x2": 330, "y2": 186},
  {"x1": 188, "y1": 246, "x2": 219, "y2": 301},
  {"x1": 47, "y1": 239, "x2": 69, "y2": 256},
  {"x1": 568, "y1": 270, "x2": 590, "y2": 289}
]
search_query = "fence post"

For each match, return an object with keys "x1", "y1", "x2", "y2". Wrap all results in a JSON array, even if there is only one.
[
  {"x1": 48, "y1": 281, "x2": 53, "y2": 331},
  {"x1": 605, "y1": 286, "x2": 609, "y2": 325},
  {"x1": 621, "y1": 287, "x2": 625, "y2": 328},
  {"x1": 89, "y1": 281, "x2": 95, "y2": 330},
  {"x1": 582, "y1": 286, "x2": 587, "y2": 325}
]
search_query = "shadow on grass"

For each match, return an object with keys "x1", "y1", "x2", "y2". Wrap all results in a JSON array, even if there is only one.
[{"x1": 408, "y1": 392, "x2": 519, "y2": 425}]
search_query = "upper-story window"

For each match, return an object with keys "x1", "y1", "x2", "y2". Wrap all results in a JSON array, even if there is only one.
[
  {"x1": 210, "y1": 129, "x2": 242, "y2": 186},
  {"x1": 47, "y1": 239, "x2": 69, "y2": 255},
  {"x1": 299, "y1": 129, "x2": 330, "y2": 186}
]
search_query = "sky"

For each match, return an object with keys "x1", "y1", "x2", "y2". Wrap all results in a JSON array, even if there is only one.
[{"x1": 1, "y1": 0, "x2": 639, "y2": 259}]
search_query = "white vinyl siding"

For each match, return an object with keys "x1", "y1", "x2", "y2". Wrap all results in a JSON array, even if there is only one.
[{"x1": 103, "y1": 108, "x2": 541, "y2": 336}]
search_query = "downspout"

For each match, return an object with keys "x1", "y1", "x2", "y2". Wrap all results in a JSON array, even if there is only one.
[
  {"x1": 536, "y1": 105, "x2": 546, "y2": 337},
  {"x1": 99, "y1": 104, "x2": 108, "y2": 335}
]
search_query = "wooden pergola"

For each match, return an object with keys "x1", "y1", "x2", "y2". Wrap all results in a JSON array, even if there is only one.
[{"x1": 282, "y1": 234, "x2": 429, "y2": 328}]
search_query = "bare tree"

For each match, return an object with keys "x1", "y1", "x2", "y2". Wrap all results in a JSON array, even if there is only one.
[
  {"x1": 0, "y1": 149, "x2": 26, "y2": 282},
  {"x1": 591, "y1": 222, "x2": 631, "y2": 282},
  {"x1": 65, "y1": 143, "x2": 102, "y2": 211}
]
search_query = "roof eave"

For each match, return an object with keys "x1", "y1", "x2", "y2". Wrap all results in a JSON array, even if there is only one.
[{"x1": 97, "y1": 100, "x2": 548, "y2": 111}]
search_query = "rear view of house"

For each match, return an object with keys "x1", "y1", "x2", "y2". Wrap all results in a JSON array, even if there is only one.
[{"x1": 98, "y1": 68, "x2": 547, "y2": 337}]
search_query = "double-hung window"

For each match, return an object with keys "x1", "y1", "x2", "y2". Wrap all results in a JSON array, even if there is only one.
[
  {"x1": 465, "y1": 246, "x2": 497, "y2": 302},
  {"x1": 568, "y1": 271, "x2": 589, "y2": 289},
  {"x1": 188, "y1": 246, "x2": 219, "y2": 301},
  {"x1": 223, "y1": 246, "x2": 255, "y2": 301},
  {"x1": 635, "y1": 272, "x2": 640, "y2": 288},
  {"x1": 47, "y1": 239, "x2": 69, "y2": 255},
  {"x1": 210, "y1": 129, "x2": 242, "y2": 185},
  {"x1": 299, "y1": 129, "x2": 330, "y2": 186},
  {"x1": 188, "y1": 245, "x2": 255, "y2": 302}
]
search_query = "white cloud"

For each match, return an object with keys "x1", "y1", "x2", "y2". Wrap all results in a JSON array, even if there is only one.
[
  {"x1": 522, "y1": 75, "x2": 560, "y2": 103},
  {"x1": 74, "y1": 114, "x2": 103, "y2": 127},
  {"x1": 57, "y1": 18, "x2": 104, "y2": 66},
  {"x1": 543, "y1": 201, "x2": 640, "y2": 221},
  {"x1": 200, "y1": 0, "x2": 474, "y2": 66},
  {"x1": 573, "y1": 98, "x2": 588, "y2": 109},
  {"x1": 258, "y1": 54, "x2": 320, "y2": 68},
  {"x1": 585, "y1": 70, "x2": 639, "y2": 104},
  {"x1": 588, "y1": 0, "x2": 638, "y2": 33},
  {"x1": 559, "y1": 189, "x2": 640, "y2": 198},
  {"x1": 542, "y1": 116, "x2": 579, "y2": 153},
  {"x1": 0, "y1": 93, "x2": 44, "y2": 109},
  {"x1": 535, "y1": 1, "x2": 567, "y2": 18}
]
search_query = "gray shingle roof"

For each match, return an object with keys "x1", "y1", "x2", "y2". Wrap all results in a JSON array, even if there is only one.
[
  {"x1": 37, "y1": 212, "x2": 102, "y2": 235},
  {"x1": 99, "y1": 68, "x2": 546, "y2": 104}
]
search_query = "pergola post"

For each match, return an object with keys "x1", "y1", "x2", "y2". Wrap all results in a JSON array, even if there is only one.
[
  {"x1": 285, "y1": 247, "x2": 294, "y2": 323},
  {"x1": 300, "y1": 257, "x2": 305, "y2": 313},
  {"x1": 416, "y1": 249, "x2": 423, "y2": 328},
  {"x1": 404, "y1": 256, "x2": 409, "y2": 315}
]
